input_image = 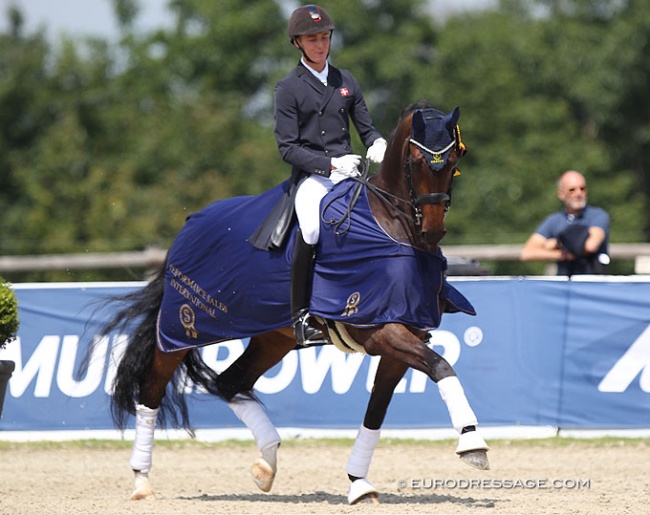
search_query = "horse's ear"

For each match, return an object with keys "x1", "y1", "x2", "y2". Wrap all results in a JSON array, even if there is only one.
[
  {"x1": 411, "y1": 110, "x2": 426, "y2": 139},
  {"x1": 445, "y1": 106, "x2": 460, "y2": 132}
]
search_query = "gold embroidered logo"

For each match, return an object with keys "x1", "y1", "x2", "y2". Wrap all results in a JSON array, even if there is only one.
[
  {"x1": 341, "y1": 292, "x2": 361, "y2": 316},
  {"x1": 180, "y1": 304, "x2": 198, "y2": 338},
  {"x1": 430, "y1": 153, "x2": 444, "y2": 165}
]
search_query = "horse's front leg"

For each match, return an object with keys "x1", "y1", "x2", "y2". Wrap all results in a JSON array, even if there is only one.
[
  {"x1": 351, "y1": 324, "x2": 489, "y2": 471},
  {"x1": 130, "y1": 347, "x2": 189, "y2": 500},
  {"x1": 347, "y1": 356, "x2": 408, "y2": 505}
]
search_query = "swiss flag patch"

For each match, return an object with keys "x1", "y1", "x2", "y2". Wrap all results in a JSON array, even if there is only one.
[{"x1": 339, "y1": 87, "x2": 350, "y2": 96}]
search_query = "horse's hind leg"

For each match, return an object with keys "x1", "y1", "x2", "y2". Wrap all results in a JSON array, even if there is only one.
[
  {"x1": 130, "y1": 404, "x2": 157, "y2": 500},
  {"x1": 130, "y1": 347, "x2": 188, "y2": 500},
  {"x1": 228, "y1": 392, "x2": 281, "y2": 493},
  {"x1": 218, "y1": 331, "x2": 295, "y2": 492}
]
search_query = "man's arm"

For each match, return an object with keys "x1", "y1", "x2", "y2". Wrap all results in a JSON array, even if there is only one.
[
  {"x1": 520, "y1": 233, "x2": 566, "y2": 262},
  {"x1": 584, "y1": 226, "x2": 606, "y2": 255}
]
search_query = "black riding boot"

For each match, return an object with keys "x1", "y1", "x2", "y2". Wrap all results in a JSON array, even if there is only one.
[{"x1": 291, "y1": 231, "x2": 328, "y2": 346}]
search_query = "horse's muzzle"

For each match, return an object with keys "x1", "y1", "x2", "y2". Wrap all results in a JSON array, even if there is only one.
[{"x1": 421, "y1": 228, "x2": 447, "y2": 247}]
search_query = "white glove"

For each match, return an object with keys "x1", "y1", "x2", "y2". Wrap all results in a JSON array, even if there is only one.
[
  {"x1": 366, "y1": 138, "x2": 387, "y2": 164},
  {"x1": 330, "y1": 154, "x2": 362, "y2": 184}
]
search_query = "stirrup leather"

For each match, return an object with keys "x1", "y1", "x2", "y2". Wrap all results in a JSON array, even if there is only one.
[{"x1": 294, "y1": 313, "x2": 329, "y2": 347}]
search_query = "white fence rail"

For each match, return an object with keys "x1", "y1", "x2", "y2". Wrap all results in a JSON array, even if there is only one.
[
  {"x1": 0, "y1": 247, "x2": 167, "y2": 273},
  {"x1": 1, "y1": 243, "x2": 650, "y2": 274}
]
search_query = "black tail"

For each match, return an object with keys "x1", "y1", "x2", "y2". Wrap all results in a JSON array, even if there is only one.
[{"x1": 97, "y1": 263, "x2": 227, "y2": 432}]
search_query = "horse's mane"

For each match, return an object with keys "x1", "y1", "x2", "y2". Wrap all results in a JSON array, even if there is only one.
[
  {"x1": 400, "y1": 100, "x2": 433, "y2": 118},
  {"x1": 387, "y1": 100, "x2": 439, "y2": 145}
]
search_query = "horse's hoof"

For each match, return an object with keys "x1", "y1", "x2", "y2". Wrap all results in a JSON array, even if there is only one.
[
  {"x1": 251, "y1": 457, "x2": 276, "y2": 493},
  {"x1": 456, "y1": 430, "x2": 490, "y2": 470},
  {"x1": 354, "y1": 492, "x2": 380, "y2": 505},
  {"x1": 348, "y1": 478, "x2": 379, "y2": 505},
  {"x1": 130, "y1": 471, "x2": 156, "y2": 500},
  {"x1": 459, "y1": 449, "x2": 490, "y2": 470}
]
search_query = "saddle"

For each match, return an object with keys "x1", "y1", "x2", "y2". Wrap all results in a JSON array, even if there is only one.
[{"x1": 248, "y1": 179, "x2": 298, "y2": 251}]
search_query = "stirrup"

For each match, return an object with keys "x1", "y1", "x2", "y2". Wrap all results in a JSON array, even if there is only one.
[{"x1": 294, "y1": 314, "x2": 329, "y2": 347}]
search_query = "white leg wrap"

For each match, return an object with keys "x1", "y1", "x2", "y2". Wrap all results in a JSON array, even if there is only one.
[
  {"x1": 230, "y1": 394, "x2": 282, "y2": 493},
  {"x1": 129, "y1": 403, "x2": 158, "y2": 472},
  {"x1": 437, "y1": 376, "x2": 478, "y2": 434},
  {"x1": 229, "y1": 394, "x2": 281, "y2": 464},
  {"x1": 456, "y1": 430, "x2": 489, "y2": 454},
  {"x1": 346, "y1": 425, "x2": 381, "y2": 479}
]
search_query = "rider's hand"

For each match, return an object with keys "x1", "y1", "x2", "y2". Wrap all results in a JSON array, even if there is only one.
[
  {"x1": 366, "y1": 138, "x2": 387, "y2": 164},
  {"x1": 330, "y1": 154, "x2": 362, "y2": 184}
]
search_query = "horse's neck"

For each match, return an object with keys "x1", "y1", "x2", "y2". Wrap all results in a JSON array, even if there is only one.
[
  {"x1": 367, "y1": 119, "x2": 440, "y2": 252},
  {"x1": 367, "y1": 172, "x2": 423, "y2": 248}
]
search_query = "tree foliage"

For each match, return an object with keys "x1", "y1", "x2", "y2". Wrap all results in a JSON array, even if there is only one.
[
  {"x1": 0, "y1": 277, "x2": 19, "y2": 347},
  {"x1": 0, "y1": 0, "x2": 647, "y2": 280}
]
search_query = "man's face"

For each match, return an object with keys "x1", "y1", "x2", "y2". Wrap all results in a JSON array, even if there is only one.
[
  {"x1": 295, "y1": 31, "x2": 330, "y2": 71},
  {"x1": 558, "y1": 175, "x2": 588, "y2": 213}
]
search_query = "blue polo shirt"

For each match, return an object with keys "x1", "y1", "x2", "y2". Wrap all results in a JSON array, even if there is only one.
[{"x1": 535, "y1": 205, "x2": 610, "y2": 275}]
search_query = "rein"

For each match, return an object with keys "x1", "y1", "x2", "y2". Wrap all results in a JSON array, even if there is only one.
[
  {"x1": 321, "y1": 160, "x2": 420, "y2": 234},
  {"x1": 363, "y1": 175, "x2": 419, "y2": 224},
  {"x1": 321, "y1": 160, "x2": 371, "y2": 235}
]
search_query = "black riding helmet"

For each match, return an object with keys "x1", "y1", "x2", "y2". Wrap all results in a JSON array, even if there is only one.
[{"x1": 288, "y1": 4, "x2": 335, "y2": 43}]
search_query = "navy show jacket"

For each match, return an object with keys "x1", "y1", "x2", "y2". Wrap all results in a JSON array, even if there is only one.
[{"x1": 274, "y1": 61, "x2": 382, "y2": 179}]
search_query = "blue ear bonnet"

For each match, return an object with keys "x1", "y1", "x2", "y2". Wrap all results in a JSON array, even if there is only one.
[{"x1": 410, "y1": 106, "x2": 460, "y2": 171}]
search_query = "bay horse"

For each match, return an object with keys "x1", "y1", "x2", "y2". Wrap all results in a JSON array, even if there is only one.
[{"x1": 98, "y1": 101, "x2": 489, "y2": 504}]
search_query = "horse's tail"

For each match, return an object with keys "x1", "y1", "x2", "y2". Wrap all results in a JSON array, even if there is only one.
[{"x1": 100, "y1": 262, "x2": 226, "y2": 432}]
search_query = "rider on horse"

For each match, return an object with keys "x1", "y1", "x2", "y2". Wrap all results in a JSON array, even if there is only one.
[{"x1": 273, "y1": 5, "x2": 387, "y2": 347}]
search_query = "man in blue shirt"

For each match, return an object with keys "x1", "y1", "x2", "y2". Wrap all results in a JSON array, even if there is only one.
[{"x1": 521, "y1": 170, "x2": 610, "y2": 275}]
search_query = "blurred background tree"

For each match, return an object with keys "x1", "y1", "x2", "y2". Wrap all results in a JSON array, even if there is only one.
[{"x1": 0, "y1": 0, "x2": 647, "y2": 280}]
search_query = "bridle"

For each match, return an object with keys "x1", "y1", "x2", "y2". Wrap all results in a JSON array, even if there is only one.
[
  {"x1": 364, "y1": 125, "x2": 464, "y2": 228},
  {"x1": 322, "y1": 117, "x2": 465, "y2": 236},
  {"x1": 403, "y1": 136, "x2": 457, "y2": 225}
]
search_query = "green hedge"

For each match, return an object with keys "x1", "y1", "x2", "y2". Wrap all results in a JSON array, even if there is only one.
[{"x1": 0, "y1": 277, "x2": 19, "y2": 349}]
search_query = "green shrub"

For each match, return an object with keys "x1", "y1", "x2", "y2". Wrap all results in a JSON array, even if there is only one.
[{"x1": 0, "y1": 277, "x2": 19, "y2": 349}]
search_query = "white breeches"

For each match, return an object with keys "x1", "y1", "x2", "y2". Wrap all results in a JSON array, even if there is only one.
[{"x1": 295, "y1": 174, "x2": 334, "y2": 245}]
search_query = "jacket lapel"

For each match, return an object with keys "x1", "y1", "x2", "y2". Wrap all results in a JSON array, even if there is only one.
[
  {"x1": 295, "y1": 62, "x2": 343, "y2": 110},
  {"x1": 296, "y1": 62, "x2": 327, "y2": 95},
  {"x1": 322, "y1": 66, "x2": 342, "y2": 109}
]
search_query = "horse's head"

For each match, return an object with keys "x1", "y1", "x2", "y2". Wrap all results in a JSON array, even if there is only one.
[{"x1": 377, "y1": 103, "x2": 467, "y2": 250}]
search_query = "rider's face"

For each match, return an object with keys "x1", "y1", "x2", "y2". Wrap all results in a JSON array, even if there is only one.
[{"x1": 295, "y1": 31, "x2": 331, "y2": 72}]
